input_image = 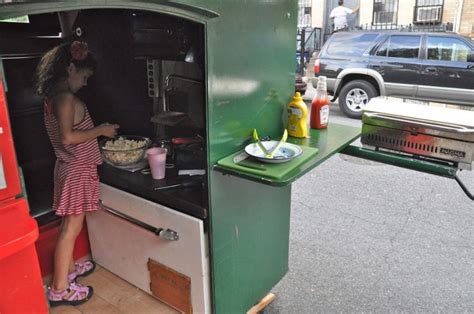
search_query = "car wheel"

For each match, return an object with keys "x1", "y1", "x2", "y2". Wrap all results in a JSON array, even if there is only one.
[{"x1": 338, "y1": 80, "x2": 378, "y2": 119}]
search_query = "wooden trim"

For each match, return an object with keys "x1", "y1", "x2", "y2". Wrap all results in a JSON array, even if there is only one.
[{"x1": 247, "y1": 293, "x2": 276, "y2": 314}]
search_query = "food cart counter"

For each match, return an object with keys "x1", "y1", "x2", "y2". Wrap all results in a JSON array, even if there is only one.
[
  {"x1": 0, "y1": 1, "x2": 359, "y2": 313},
  {"x1": 215, "y1": 123, "x2": 361, "y2": 186}
]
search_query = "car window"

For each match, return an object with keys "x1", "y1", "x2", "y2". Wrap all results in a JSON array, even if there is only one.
[
  {"x1": 375, "y1": 39, "x2": 388, "y2": 57},
  {"x1": 427, "y1": 36, "x2": 471, "y2": 62},
  {"x1": 326, "y1": 33, "x2": 378, "y2": 57},
  {"x1": 387, "y1": 35, "x2": 421, "y2": 58}
]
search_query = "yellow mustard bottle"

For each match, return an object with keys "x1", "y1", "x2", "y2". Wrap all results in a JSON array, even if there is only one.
[{"x1": 287, "y1": 92, "x2": 308, "y2": 138}]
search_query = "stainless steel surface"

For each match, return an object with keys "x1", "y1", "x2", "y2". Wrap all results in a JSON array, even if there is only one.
[
  {"x1": 146, "y1": 59, "x2": 160, "y2": 98},
  {"x1": 153, "y1": 74, "x2": 203, "y2": 126},
  {"x1": 164, "y1": 74, "x2": 202, "y2": 88},
  {"x1": 364, "y1": 97, "x2": 474, "y2": 129},
  {"x1": 163, "y1": 74, "x2": 202, "y2": 112},
  {"x1": 158, "y1": 228, "x2": 180, "y2": 241},
  {"x1": 364, "y1": 112, "x2": 474, "y2": 142},
  {"x1": 98, "y1": 200, "x2": 179, "y2": 241},
  {"x1": 362, "y1": 124, "x2": 473, "y2": 168},
  {"x1": 150, "y1": 111, "x2": 188, "y2": 126},
  {"x1": 0, "y1": 155, "x2": 6, "y2": 190},
  {"x1": 362, "y1": 97, "x2": 474, "y2": 169}
]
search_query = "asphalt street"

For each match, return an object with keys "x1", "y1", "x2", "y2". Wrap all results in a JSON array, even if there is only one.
[{"x1": 265, "y1": 86, "x2": 474, "y2": 312}]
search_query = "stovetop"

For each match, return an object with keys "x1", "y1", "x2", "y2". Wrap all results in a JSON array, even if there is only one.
[{"x1": 98, "y1": 163, "x2": 208, "y2": 220}]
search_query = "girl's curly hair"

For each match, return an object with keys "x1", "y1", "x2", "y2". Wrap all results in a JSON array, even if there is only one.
[{"x1": 35, "y1": 41, "x2": 97, "y2": 98}]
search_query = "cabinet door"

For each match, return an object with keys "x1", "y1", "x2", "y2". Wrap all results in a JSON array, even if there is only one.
[
  {"x1": 87, "y1": 184, "x2": 210, "y2": 313},
  {"x1": 0, "y1": 77, "x2": 21, "y2": 202}
]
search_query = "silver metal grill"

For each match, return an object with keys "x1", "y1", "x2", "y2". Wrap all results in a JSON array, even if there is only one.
[{"x1": 361, "y1": 97, "x2": 474, "y2": 170}]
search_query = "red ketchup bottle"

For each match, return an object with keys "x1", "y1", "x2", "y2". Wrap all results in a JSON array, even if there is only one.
[{"x1": 310, "y1": 76, "x2": 330, "y2": 129}]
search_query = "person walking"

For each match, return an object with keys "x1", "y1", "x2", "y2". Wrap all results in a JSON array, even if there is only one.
[{"x1": 330, "y1": 0, "x2": 360, "y2": 32}]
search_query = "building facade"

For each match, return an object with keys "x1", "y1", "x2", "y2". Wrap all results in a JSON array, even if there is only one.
[{"x1": 299, "y1": 0, "x2": 474, "y2": 39}]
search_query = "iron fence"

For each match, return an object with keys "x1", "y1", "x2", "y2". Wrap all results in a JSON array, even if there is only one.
[
  {"x1": 296, "y1": 27, "x2": 322, "y2": 74},
  {"x1": 359, "y1": 22, "x2": 453, "y2": 32},
  {"x1": 322, "y1": 22, "x2": 453, "y2": 46}
]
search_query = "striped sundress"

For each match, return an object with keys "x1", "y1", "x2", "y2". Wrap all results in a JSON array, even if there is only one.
[{"x1": 44, "y1": 100, "x2": 102, "y2": 216}]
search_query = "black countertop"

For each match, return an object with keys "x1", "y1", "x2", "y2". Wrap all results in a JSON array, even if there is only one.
[{"x1": 98, "y1": 163, "x2": 208, "y2": 220}]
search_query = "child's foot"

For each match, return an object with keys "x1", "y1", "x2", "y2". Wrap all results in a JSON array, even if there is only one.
[
  {"x1": 68, "y1": 260, "x2": 96, "y2": 282},
  {"x1": 48, "y1": 282, "x2": 94, "y2": 307}
]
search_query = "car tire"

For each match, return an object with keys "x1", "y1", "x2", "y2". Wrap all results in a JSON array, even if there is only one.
[{"x1": 338, "y1": 80, "x2": 378, "y2": 119}]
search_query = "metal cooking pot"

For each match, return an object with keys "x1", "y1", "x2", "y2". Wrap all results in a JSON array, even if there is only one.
[{"x1": 174, "y1": 142, "x2": 205, "y2": 170}]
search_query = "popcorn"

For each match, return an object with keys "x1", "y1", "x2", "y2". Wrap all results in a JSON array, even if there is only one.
[
  {"x1": 101, "y1": 136, "x2": 149, "y2": 166},
  {"x1": 104, "y1": 136, "x2": 147, "y2": 151}
]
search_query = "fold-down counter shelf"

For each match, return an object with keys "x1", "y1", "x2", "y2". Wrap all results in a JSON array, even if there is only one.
[{"x1": 214, "y1": 123, "x2": 361, "y2": 186}]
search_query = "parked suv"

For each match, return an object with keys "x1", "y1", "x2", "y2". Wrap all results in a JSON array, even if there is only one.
[{"x1": 314, "y1": 31, "x2": 474, "y2": 118}]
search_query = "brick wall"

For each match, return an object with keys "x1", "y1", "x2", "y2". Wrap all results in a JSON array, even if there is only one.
[
  {"x1": 359, "y1": 0, "x2": 374, "y2": 26},
  {"x1": 459, "y1": 0, "x2": 474, "y2": 38},
  {"x1": 398, "y1": 0, "x2": 416, "y2": 25},
  {"x1": 326, "y1": 0, "x2": 474, "y2": 38},
  {"x1": 442, "y1": 0, "x2": 457, "y2": 24}
]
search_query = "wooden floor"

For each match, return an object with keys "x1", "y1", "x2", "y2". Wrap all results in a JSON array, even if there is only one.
[{"x1": 49, "y1": 265, "x2": 179, "y2": 314}]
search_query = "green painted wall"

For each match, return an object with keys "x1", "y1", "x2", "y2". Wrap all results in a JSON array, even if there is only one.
[
  {"x1": 203, "y1": 2, "x2": 296, "y2": 312},
  {"x1": 203, "y1": 0, "x2": 297, "y2": 164},
  {"x1": 210, "y1": 171, "x2": 292, "y2": 313}
]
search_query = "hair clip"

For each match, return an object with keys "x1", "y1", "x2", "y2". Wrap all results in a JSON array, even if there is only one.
[{"x1": 70, "y1": 41, "x2": 89, "y2": 61}]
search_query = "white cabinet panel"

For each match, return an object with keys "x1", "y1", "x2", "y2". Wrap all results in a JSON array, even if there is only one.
[{"x1": 86, "y1": 184, "x2": 210, "y2": 313}]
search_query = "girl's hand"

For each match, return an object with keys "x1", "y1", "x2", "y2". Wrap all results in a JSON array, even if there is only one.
[{"x1": 100, "y1": 123, "x2": 120, "y2": 138}]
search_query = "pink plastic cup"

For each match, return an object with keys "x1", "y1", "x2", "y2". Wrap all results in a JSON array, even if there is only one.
[{"x1": 146, "y1": 147, "x2": 167, "y2": 180}]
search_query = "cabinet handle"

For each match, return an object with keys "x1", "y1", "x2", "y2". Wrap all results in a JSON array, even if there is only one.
[{"x1": 98, "y1": 200, "x2": 179, "y2": 241}]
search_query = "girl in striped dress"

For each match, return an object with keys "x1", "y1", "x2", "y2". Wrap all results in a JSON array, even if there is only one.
[{"x1": 36, "y1": 41, "x2": 119, "y2": 307}]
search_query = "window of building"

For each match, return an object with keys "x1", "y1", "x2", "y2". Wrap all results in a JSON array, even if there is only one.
[
  {"x1": 374, "y1": 35, "x2": 421, "y2": 59},
  {"x1": 298, "y1": 0, "x2": 312, "y2": 28},
  {"x1": 414, "y1": 0, "x2": 444, "y2": 24},
  {"x1": 427, "y1": 36, "x2": 471, "y2": 62},
  {"x1": 373, "y1": 0, "x2": 398, "y2": 25},
  {"x1": 416, "y1": 0, "x2": 443, "y2": 5}
]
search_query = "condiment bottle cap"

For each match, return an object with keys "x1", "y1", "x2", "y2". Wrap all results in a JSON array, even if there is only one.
[{"x1": 293, "y1": 92, "x2": 303, "y2": 101}]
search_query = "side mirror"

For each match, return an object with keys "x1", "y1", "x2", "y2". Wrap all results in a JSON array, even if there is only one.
[{"x1": 468, "y1": 51, "x2": 474, "y2": 63}]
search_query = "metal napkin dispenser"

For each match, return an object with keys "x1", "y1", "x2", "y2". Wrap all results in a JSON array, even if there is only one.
[{"x1": 361, "y1": 97, "x2": 474, "y2": 170}]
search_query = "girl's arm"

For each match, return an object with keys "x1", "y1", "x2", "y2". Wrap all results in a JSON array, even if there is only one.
[{"x1": 54, "y1": 93, "x2": 118, "y2": 145}]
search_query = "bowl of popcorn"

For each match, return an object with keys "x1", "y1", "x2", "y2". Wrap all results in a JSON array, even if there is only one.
[{"x1": 100, "y1": 135, "x2": 151, "y2": 167}]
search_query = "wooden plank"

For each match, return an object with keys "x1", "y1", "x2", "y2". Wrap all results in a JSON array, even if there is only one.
[
  {"x1": 247, "y1": 293, "x2": 276, "y2": 314},
  {"x1": 148, "y1": 258, "x2": 192, "y2": 314}
]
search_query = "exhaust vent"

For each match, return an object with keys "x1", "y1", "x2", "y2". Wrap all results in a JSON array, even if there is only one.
[{"x1": 365, "y1": 133, "x2": 439, "y2": 154}]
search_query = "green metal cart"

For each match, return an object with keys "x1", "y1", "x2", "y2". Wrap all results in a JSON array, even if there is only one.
[{"x1": 0, "y1": 1, "x2": 363, "y2": 313}]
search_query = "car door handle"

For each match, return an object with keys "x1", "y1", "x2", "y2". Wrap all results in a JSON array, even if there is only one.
[{"x1": 425, "y1": 67, "x2": 437, "y2": 73}]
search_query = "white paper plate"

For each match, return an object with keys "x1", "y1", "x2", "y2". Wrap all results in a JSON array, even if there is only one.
[{"x1": 244, "y1": 141, "x2": 303, "y2": 163}]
